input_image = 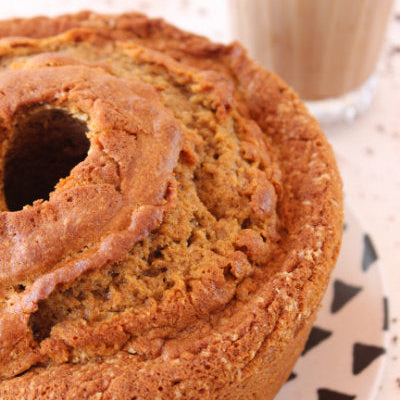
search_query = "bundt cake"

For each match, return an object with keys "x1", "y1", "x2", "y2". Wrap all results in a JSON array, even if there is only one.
[{"x1": 0, "y1": 12, "x2": 343, "y2": 399}]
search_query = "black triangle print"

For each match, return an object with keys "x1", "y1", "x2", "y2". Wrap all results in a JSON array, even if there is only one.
[
  {"x1": 383, "y1": 297, "x2": 389, "y2": 331},
  {"x1": 362, "y1": 234, "x2": 378, "y2": 271},
  {"x1": 331, "y1": 279, "x2": 362, "y2": 313},
  {"x1": 286, "y1": 372, "x2": 297, "y2": 382},
  {"x1": 353, "y1": 342, "x2": 386, "y2": 375},
  {"x1": 302, "y1": 326, "x2": 332, "y2": 356},
  {"x1": 318, "y1": 388, "x2": 355, "y2": 400}
]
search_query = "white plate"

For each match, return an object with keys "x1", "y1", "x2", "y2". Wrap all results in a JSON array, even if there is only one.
[{"x1": 276, "y1": 205, "x2": 389, "y2": 400}]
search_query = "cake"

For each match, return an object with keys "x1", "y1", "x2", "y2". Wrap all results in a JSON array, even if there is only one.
[{"x1": 0, "y1": 12, "x2": 343, "y2": 399}]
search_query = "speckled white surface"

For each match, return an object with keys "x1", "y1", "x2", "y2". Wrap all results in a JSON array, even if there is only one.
[
  {"x1": 324, "y1": 3, "x2": 400, "y2": 396},
  {"x1": 0, "y1": 0, "x2": 399, "y2": 398}
]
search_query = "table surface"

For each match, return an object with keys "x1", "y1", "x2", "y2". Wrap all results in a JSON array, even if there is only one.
[{"x1": 0, "y1": 0, "x2": 399, "y2": 398}]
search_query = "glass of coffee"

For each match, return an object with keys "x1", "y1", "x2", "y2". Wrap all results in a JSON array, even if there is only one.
[{"x1": 230, "y1": 0, "x2": 394, "y2": 125}]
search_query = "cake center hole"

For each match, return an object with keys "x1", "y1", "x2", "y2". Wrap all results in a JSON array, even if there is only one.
[{"x1": 4, "y1": 108, "x2": 90, "y2": 211}]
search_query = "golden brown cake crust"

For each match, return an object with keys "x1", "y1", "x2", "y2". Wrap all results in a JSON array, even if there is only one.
[{"x1": 0, "y1": 12, "x2": 343, "y2": 399}]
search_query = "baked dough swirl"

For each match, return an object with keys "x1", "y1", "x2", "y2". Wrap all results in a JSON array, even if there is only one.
[{"x1": 0, "y1": 12, "x2": 343, "y2": 400}]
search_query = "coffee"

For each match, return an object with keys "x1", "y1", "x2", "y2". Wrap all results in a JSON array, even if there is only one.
[{"x1": 231, "y1": 0, "x2": 393, "y2": 100}]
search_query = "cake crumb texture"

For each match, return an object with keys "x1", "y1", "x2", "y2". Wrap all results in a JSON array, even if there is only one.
[{"x1": 0, "y1": 11, "x2": 343, "y2": 399}]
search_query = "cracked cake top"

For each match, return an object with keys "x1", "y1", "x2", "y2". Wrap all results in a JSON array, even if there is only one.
[{"x1": 0, "y1": 12, "x2": 342, "y2": 399}]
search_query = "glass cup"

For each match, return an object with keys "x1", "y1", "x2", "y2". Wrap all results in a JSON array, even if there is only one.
[{"x1": 230, "y1": 0, "x2": 394, "y2": 126}]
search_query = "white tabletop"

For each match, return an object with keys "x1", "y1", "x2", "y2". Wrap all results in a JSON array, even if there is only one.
[
  {"x1": 324, "y1": 2, "x2": 400, "y2": 396},
  {"x1": 0, "y1": 0, "x2": 398, "y2": 398}
]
